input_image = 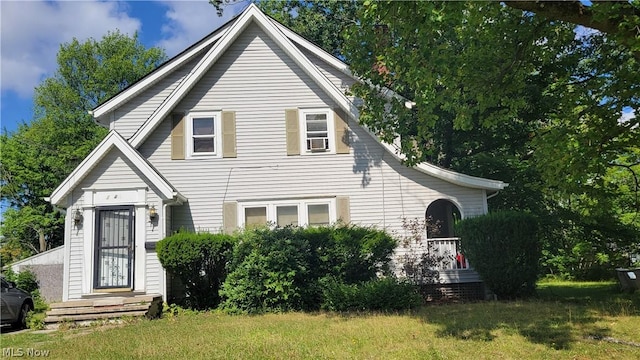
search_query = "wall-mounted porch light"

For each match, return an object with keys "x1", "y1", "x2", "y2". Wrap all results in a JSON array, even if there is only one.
[
  {"x1": 149, "y1": 205, "x2": 158, "y2": 221},
  {"x1": 73, "y1": 209, "x2": 83, "y2": 227}
]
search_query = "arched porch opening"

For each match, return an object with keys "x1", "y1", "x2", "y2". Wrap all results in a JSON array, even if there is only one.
[
  {"x1": 425, "y1": 199, "x2": 468, "y2": 270},
  {"x1": 425, "y1": 199, "x2": 461, "y2": 239}
]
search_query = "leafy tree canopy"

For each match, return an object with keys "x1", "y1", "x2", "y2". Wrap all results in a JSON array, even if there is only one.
[
  {"x1": 1, "y1": 31, "x2": 166, "y2": 256},
  {"x1": 209, "y1": 0, "x2": 639, "y2": 273},
  {"x1": 342, "y1": 1, "x2": 639, "y2": 273}
]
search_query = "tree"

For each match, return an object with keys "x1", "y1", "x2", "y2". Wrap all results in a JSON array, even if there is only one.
[
  {"x1": 211, "y1": 0, "x2": 357, "y2": 56},
  {"x1": 1, "y1": 31, "x2": 166, "y2": 257},
  {"x1": 504, "y1": 0, "x2": 640, "y2": 60},
  {"x1": 257, "y1": 0, "x2": 356, "y2": 57},
  {"x1": 209, "y1": 1, "x2": 638, "y2": 277},
  {"x1": 342, "y1": 1, "x2": 638, "y2": 276}
]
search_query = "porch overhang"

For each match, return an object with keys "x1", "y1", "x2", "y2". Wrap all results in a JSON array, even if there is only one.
[{"x1": 49, "y1": 131, "x2": 185, "y2": 207}]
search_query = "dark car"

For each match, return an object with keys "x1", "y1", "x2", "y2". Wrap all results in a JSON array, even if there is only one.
[{"x1": 1, "y1": 277, "x2": 34, "y2": 329}]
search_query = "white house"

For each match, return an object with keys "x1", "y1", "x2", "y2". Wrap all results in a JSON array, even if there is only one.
[{"x1": 48, "y1": 4, "x2": 506, "y2": 303}]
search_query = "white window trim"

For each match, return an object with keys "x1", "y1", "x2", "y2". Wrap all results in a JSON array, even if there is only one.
[
  {"x1": 186, "y1": 111, "x2": 222, "y2": 159},
  {"x1": 299, "y1": 108, "x2": 335, "y2": 155},
  {"x1": 238, "y1": 198, "x2": 337, "y2": 228}
]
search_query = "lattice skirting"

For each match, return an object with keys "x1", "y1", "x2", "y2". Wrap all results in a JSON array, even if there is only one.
[{"x1": 419, "y1": 282, "x2": 486, "y2": 301}]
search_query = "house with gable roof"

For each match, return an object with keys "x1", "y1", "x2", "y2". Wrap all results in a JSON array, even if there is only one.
[{"x1": 48, "y1": 4, "x2": 506, "y2": 304}]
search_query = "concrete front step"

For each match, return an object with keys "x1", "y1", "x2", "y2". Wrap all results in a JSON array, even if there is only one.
[
  {"x1": 44, "y1": 294, "x2": 163, "y2": 327},
  {"x1": 47, "y1": 304, "x2": 150, "y2": 316},
  {"x1": 49, "y1": 294, "x2": 160, "y2": 309},
  {"x1": 44, "y1": 310, "x2": 149, "y2": 323}
]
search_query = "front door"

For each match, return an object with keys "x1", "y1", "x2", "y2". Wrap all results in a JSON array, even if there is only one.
[{"x1": 94, "y1": 206, "x2": 134, "y2": 289}]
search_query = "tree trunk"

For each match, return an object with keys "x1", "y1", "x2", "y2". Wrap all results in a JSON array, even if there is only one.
[{"x1": 38, "y1": 228, "x2": 46, "y2": 252}]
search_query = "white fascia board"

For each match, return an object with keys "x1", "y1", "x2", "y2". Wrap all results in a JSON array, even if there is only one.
[
  {"x1": 130, "y1": 4, "x2": 358, "y2": 148},
  {"x1": 272, "y1": 20, "x2": 352, "y2": 74},
  {"x1": 49, "y1": 131, "x2": 180, "y2": 205},
  {"x1": 361, "y1": 126, "x2": 507, "y2": 190},
  {"x1": 91, "y1": 26, "x2": 230, "y2": 122},
  {"x1": 252, "y1": 6, "x2": 358, "y2": 118},
  {"x1": 272, "y1": 19, "x2": 406, "y2": 106},
  {"x1": 129, "y1": 7, "x2": 257, "y2": 148}
]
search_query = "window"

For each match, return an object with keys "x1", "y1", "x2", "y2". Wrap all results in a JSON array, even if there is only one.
[
  {"x1": 186, "y1": 111, "x2": 222, "y2": 158},
  {"x1": 276, "y1": 205, "x2": 298, "y2": 226},
  {"x1": 300, "y1": 109, "x2": 335, "y2": 154},
  {"x1": 308, "y1": 204, "x2": 330, "y2": 226},
  {"x1": 245, "y1": 207, "x2": 267, "y2": 228},
  {"x1": 239, "y1": 199, "x2": 336, "y2": 228}
]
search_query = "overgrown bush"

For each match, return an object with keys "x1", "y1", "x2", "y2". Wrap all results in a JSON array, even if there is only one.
[
  {"x1": 320, "y1": 277, "x2": 422, "y2": 312},
  {"x1": 306, "y1": 225, "x2": 397, "y2": 283},
  {"x1": 455, "y1": 211, "x2": 540, "y2": 299},
  {"x1": 220, "y1": 225, "x2": 397, "y2": 313},
  {"x1": 220, "y1": 226, "x2": 312, "y2": 313},
  {"x1": 157, "y1": 232, "x2": 235, "y2": 309}
]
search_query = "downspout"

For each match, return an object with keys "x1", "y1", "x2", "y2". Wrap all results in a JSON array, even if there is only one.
[
  {"x1": 161, "y1": 203, "x2": 168, "y2": 302},
  {"x1": 486, "y1": 191, "x2": 500, "y2": 200}
]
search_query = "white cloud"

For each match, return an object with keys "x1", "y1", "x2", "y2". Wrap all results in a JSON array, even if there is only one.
[
  {"x1": 156, "y1": 0, "x2": 247, "y2": 56},
  {"x1": 0, "y1": 1, "x2": 141, "y2": 98}
]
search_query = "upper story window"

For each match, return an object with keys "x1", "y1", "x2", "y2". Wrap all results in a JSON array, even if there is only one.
[
  {"x1": 186, "y1": 111, "x2": 222, "y2": 158},
  {"x1": 300, "y1": 109, "x2": 335, "y2": 154}
]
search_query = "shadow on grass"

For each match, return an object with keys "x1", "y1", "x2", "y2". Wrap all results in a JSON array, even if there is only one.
[{"x1": 411, "y1": 282, "x2": 639, "y2": 350}]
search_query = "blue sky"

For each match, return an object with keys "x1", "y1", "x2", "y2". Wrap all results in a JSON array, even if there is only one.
[{"x1": 0, "y1": 0, "x2": 247, "y2": 134}]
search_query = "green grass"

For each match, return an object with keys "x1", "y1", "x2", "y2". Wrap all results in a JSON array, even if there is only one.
[{"x1": 1, "y1": 281, "x2": 638, "y2": 359}]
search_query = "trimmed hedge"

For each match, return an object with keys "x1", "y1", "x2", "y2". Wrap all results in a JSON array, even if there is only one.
[
  {"x1": 156, "y1": 232, "x2": 235, "y2": 309},
  {"x1": 455, "y1": 211, "x2": 540, "y2": 299}
]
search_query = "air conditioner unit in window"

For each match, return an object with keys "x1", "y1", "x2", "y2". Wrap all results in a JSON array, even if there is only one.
[{"x1": 309, "y1": 138, "x2": 328, "y2": 151}]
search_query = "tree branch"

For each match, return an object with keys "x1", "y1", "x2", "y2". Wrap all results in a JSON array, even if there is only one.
[{"x1": 504, "y1": 1, "x2": 640, "y2": 59}]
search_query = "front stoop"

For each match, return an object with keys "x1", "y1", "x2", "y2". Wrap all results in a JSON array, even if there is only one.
[{"x1": 44, "y1": 294, "x2": 162, "y2": 329}]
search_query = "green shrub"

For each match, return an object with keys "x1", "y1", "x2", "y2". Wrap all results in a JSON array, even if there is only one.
[
  {"x1": 455, "y1": 211, "x2": 540, "y2": 299},
  {"x1": 320, "y1": 277, "x2": 422, "y2": 312},
  {"x1": 2, "y1": 267, "x2": 39, "y2": 293},
  {"x1": 220, "y1": 225, "x2": 397, "y2": 313},
  {"x1": 319, "y1": 225, "x2": 397, "y2": 283},
  {"x1": 26, "y1": 311, "x2": 46, "y2": 330},
  {"x1": 220, "y1": 226, "x2": 312, "y2": 313},
  {"x1": 157, "y1": 232, "x2": 235, "y2": 310},
  {"x1": 15, "y1": 268, "x2": 39, "y2": 293}
]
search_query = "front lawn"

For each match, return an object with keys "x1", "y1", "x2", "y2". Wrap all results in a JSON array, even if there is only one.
[{"x1": 1, "y1": 281, "x2": 638, "y2": 359}]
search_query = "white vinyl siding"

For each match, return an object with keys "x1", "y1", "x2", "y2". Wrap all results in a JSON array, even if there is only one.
[
  {"x1": 139, "y1": 23, "x2": 487, "y2": 237},
  {"x1": 65, "y1": 148, "x2": 164, "y2": 299},
  {"x1": 300, "y1": 48, "x2": 355, "y2": 99},
  {"x1": 145, "y1": 251, "x2": 164, "y2": 295},
  {"x1": 97, "y1": 22, "x2": 490, "y2": 287},
  {"x1": 110, "y1": 51, "x2": 208, "y2": 139}
]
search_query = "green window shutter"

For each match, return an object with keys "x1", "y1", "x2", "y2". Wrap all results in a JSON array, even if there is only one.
[
  {"x1": 334, "y1": 109, "x2": 350, "y2": 154},
  {"x1": 223, "y1": 202, "x2": 238, "y2": 234},
  {"x1": 285, "y1": 108, "x2": 300, "y2": 156},
  {"x1": 222, "y1": 111, "x2": 237, "y2": 158},
  {"x1": 336, "y1": 196, "x2": 350, "y2": 224},
  {"x1": 171, "y1": 114, "x2": 185, "y2": 160}
]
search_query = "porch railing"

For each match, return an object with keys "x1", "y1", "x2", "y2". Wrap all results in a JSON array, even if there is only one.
[{"x1": 426, "y1": 238, "x2": 471, "y2": 270}]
